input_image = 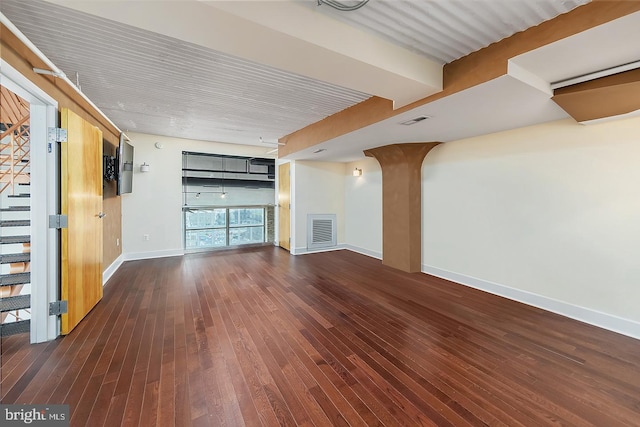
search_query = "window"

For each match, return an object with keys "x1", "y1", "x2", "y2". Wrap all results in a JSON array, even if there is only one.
[
  {"x1": 185, "y1": 209, "x2": 227, "y2": 229},
  {"x1": 185, "y1": 209, "x2": 227, "y2": 249},
  {"x1": 184, "y1": 207, "x2": 270, "y2": 250},
  {"x1": 228, "y1": 208, "x2": 265, "y2": 246},
  {"x1": 182, "y1": 151, "x2": 275, "y2": 251}
]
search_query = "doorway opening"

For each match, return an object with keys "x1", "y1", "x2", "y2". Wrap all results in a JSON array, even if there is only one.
[
  {"x1": 0, "y1": 85, "x2": 32, "y2": 338},
  {"x1": 1, "y1": 60, "x2": 59, "y2": 344}
]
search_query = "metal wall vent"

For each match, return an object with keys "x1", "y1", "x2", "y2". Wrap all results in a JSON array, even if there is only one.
[{"x1": 307, "y1": 214, "x2": 337, "y2": 249}]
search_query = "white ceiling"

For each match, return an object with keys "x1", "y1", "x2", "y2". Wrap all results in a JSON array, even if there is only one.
[
  {"x1": 307, "y1": 0, "x2": 590, "y2": 64},
  {"x1": 287, "y1": 74, "x2": 571, "y2": 162},
  {"x1": 0, "y1": 0, "x2": 371, "y2": 147},
  {"x1": 290, "y1": 10, "x2": 640, "y2": 162},
  {"x1": 509, "y1": 10, "x2": 640, "y2": 85},
  {"x1": 1, "y1": 0, "x2": 621, "y2": 161}
]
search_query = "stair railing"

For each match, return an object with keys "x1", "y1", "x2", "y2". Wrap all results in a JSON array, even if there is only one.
[{"x1": 0, "y1": 114, "x2": 30, "y2": 195}]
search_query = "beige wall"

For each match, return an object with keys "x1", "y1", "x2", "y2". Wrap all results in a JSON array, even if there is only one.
[
  {"x1": 293, "y1": 161, "x2": 346, "y2": 253},
  {"x1": 344, "y1": 158, "x2": 382, "y2": 258}
]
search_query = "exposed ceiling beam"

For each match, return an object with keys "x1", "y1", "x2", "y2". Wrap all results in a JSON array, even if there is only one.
[
  {"x1": 278, "y1": 0, "x2": 640, "y2": 158},
  {"x1": 43, "y1": 0, "x2": 442, "y2": 109},
  {"x1": 552, "y1": 68, "x2": 640, "y2": 123},
  {"x1": 205, "y1": 1, "x2": 442, "y2": 109}
]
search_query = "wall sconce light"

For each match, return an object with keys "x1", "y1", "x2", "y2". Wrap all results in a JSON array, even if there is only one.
[
  {"x1": 353, "y1": 168, "x2": 362, "y2": 177},
  {"x1": 140, "y1": 162, "x2": 150, "y2": 172}
]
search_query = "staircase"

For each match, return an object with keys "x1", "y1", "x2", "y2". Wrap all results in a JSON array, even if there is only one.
[{"x1": 0, "y1": 85, "x2": 32, "y2": 338}]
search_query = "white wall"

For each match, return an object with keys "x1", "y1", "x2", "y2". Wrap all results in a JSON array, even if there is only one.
[
  {"x1": 293, "y1": 161, "x2": 345, "y2": 253},
  {"x1": 340, "y1": 117, "x2": 640, "y2": 337},
  {"x1": 344, "y1": 157, "x2": 382, "y2": 258},
  {"x1": 422, "y1": 117, "x2": 640, "y2": 330},
  {"x1": 121, "y1": 132, "x2": 275, "y2": 258}
]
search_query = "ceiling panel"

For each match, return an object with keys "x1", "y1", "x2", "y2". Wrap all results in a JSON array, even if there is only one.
[
  {"x1": 0, "y1": 0, "x2": 371, "y2": 145},
  {"x1": 309, "y1": 0, "x2": 591, "y2": 64},
  {"x1": 289, "y1": 75, "x2": 570, "y2": 162},
  {"x1": 1, "y1": 0, "x2": 594, "y2": 154}
]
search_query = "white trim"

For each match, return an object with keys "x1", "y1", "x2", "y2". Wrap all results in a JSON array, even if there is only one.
[
  {"x1": 343, "y1": 244, "x2": 382, "y2": 260},
  {"x1": 1, "y1": 60, "x2": 57, "y2": 106},
  {"x1": 2, "y1": 59, "x2": 59, "y2": 343},
  {"x1": 29, "y1": 104, "x2": 50, "y2": 344},
  {"x1": 45, "y1": 102, "x2": 59, "y2": 342},
  {"x1": 550, "y1": 60, "x2": 640, "y2": 90},
  {"x1": 292, "y1": 243, "x2": 346, "y2": 256},
  {"x1": 102, "y1": 255, "x2": 124, "y2": 286},
  {"x1": 422, "y1": 264, "x2": 640, "y2": 340},
  {"x1": 284, "y1": 244, "x2": 640, "y2": 339},
  {"x1": 123, "y1": 249, "x2": 185, "y2": 261}
]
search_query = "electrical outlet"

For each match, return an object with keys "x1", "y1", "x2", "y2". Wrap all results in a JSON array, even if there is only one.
[
  {"x1": 143, "y1": 234, "x2": 150, "y2": 241},
  {"x1": 116, "y1": 238, "x2": 120, "y2": 247}
]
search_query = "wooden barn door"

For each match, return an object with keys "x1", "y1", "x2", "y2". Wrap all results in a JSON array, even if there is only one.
[{"x1": 60, "y1": 108, "x2": 103, "y2": 334}]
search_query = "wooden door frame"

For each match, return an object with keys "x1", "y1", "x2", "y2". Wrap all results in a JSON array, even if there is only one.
[{"x1": 1, "y1": 60, "x2": 59, "y2": 343}]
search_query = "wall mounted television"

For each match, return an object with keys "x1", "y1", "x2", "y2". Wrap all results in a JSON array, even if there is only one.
[{"x1": 117, "y1": 134, "x2": 134, "y2": 195}]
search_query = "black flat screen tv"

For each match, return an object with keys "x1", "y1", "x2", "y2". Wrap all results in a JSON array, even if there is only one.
[{"x1": 117, "y1": 134, "x2": 134, "y2": 195}]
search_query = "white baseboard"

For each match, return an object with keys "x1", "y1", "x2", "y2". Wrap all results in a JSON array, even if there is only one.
[
  {"x1": 423, "y1": 264, "x2": 640, "y2": 340},
  {"x1": 292, "y1": 244, "x2": 346, "y2": 256},
  {"x1": 123, "y1": 248, "x2": 185, "y2": 261},
  {"x1": 344, "y1": 244, "x2": 382, "y2": 260},
  {"x1": 102, "y1": 254, "x2": 123, "y2": 286}
]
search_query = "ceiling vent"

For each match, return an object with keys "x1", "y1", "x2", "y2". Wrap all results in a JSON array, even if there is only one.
[{"x1": 399, "y1": 116, "x2": 430, "y2": 125}]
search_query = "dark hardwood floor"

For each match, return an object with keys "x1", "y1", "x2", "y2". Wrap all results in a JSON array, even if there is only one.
[{"x1": 1, "y1": 247, "x2": 639, "y2": 426}]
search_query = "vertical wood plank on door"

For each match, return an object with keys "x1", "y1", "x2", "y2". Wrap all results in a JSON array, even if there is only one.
[
  {"x1": 60, "y1": 108, "x2": 103, "y2": 335},
  {"x1": 278, "y1": 162, "x2": 291, "y2": 251}
]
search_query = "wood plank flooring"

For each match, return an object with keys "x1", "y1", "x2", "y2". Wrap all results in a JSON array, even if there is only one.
[{"x1": 1, "y1": 247, "x2": 639, "y2": 426}]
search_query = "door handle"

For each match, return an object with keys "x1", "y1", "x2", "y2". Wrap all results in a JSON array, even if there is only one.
[{"x1": 97, "y1": 212, "x2": 106, "y2": 218}]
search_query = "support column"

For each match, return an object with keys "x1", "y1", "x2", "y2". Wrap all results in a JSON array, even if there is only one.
[{"x1": 364, "y1": 142, "x2": 440, "y2": 273}]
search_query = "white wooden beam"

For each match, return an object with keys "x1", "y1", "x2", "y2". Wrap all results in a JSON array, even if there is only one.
[{"x1": 44, "y1": 0, "x2": 442, "y2": 108}]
